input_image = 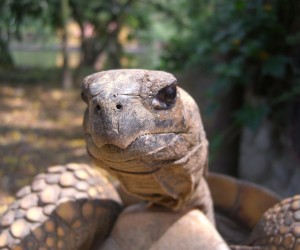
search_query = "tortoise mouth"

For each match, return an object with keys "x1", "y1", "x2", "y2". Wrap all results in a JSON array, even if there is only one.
[
  {"x1": 107, "y1": 165, "x2": 161, "y2": 175},
  {"x1": 90, "y1": 130, "x2": 186, "y2": 151},
  {"x1": 86, "y1": 131, "x2": 186, "y2": 160},
  {"x1": 85, "y1": 131, "x2": 189, "y2": 174},
  {"x1": 86, "y1": 138, "x2": 168, "y2": 174}
]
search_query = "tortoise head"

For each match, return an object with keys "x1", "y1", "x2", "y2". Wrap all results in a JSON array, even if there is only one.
[{"x1": 81, "y1": 69, "x2": 208, "y2": 209}]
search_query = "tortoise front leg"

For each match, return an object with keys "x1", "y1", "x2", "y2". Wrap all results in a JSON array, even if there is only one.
[{"x1": 0, "y1": 163, "x2": 123, "y2": 250}]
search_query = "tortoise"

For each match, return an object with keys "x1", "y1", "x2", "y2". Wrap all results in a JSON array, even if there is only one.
[{"x1": 0, "y1": 69, "x2": 299, "y2": 249}]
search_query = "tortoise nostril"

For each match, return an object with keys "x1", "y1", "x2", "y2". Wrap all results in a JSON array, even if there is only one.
[
  {"x1": 116, "y1": 103, "x2": 123, "y2": 110},
  {"x1": 96, "y1": 104, "x2": 101, "y2": 111}
]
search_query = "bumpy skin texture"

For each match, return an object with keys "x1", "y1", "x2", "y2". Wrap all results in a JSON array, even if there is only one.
[
  {"x1": 82, "y1": 69, "x2": 213, "y2": 219},
  {"x1": 229, "y1": 197, "x2": 300, "y2": 250},
  {"x1": 246, "y1": 195, "x2": 300, "y2": 249},
  {"x1": 0, "y1": 163, "x2": 122, "y2": 250}
]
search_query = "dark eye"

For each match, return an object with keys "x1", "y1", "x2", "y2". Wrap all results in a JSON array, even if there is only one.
[
  {"x1": 153, "y1": 84, "x2": 177, "y2": 110},
  {"x1": 81, "y1": 91, "x2": 88, "y2": 103}
]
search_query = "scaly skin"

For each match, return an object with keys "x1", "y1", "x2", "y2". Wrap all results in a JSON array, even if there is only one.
[
  {"x1": 245, "y1": 195, "x2": 300, "y2": 249},
  {"x1": 229, "y1": 196, "x2": 300, "y2": 249},
  {"x1": 82, "y1": 69, "x2": 213, "y2": 220}
]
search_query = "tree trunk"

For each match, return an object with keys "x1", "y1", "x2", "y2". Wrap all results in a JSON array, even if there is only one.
[
  {"x1": 0, "y1": 39, "x2": 13, "y2": 68},
  {"x1": 0, "y1": 27, "x2": 14, "y2": 68},
  {"x1": 61, "y1": 0, "x2": 73, "y2": 89},
  {"x1": 80, "y1": 37, "x2": 100, "y2": 67},
  {"x1": 210, "y1": 84, "x2": 245, "y2": 177}
]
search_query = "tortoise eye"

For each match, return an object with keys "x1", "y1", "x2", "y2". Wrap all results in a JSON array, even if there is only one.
[
  {"x1": 81, "y1": 91, "x2": 88, "y2": 103},
  {"x1": 153, "y1": 84, "x2": 177, "y2": 110}
]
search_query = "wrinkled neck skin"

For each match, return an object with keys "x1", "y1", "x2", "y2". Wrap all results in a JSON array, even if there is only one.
[{"x1": 82, "y1": 69, "x2": 213, "y2": 221}]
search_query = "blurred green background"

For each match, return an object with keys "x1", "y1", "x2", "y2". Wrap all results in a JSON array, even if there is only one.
[{"x1": 0, "y1": 0, "x2": 300, "y2": 198}]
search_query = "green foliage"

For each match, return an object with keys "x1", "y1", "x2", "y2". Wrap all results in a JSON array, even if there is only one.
[
  {"x1": 234, "y1": 104, "x2": 270, "y2": 131},
  {"x1": 68, "y1": 0, "x2": 149, "y2": 67},
  {"x1": 161, "y1": 0, "x2": 300, "y2": 130},
  {"x1": 0, "y1": 0, "x2": 47, "y2": 36},
  {"x1": 0, "y1": 0, "x2": 187, "y2": 69},
  {"x1": 0, "y1": 0, "x2": 160, "y2": 68},
  {"x1": 262, "y1": 55, "x2": 289, "y2": 78},
  {"x1": 0, "y1": 0, "x2": 48, "y2": 67}
]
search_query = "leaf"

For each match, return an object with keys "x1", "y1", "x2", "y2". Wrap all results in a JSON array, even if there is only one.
[
  {"x1": 286, "y1": 32, "x2": 300, "y2": 46},
  {"x1": 234, "y1": 1, "x2": 246, "y2": 11},
  {"x1": 262, "y1": 55, "x2": 289, "y2": 78},
  {"x1": 234, "y1": 104, "x2": 270, "y2": 131},
  {"x1": 273, "y1": 83, "x2": 300, "y2": 104},
  {"x1": 209, "y1": 133, "x2": 225, "y2": 155},
  {"x1": 240, "y1": 40, "x2": 262, "y2": 57},
  {"x1": 209, "y1": 77, "x2": 233, "y2": 95}
]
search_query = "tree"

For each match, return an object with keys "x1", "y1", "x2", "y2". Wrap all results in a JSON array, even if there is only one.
[
  {"x1": 69, "y1": 0, "x2": 148, "y2": 68},
  {"x1": 61, "y1": 0, "x2": 73, "y2": 89},
  {"x1": 0, "y1": 0, "x2": 46, "y2": 68},
  {"x1": 0, "y1": 0, "x2": 182, "y2": 71},
  {"x1": 67, "y1": 0, "x2": 182, "y2": 68}
]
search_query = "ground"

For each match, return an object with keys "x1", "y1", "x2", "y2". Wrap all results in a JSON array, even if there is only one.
[{"x1": 0, "y1": 81, "x2": 89, "y2": 199}]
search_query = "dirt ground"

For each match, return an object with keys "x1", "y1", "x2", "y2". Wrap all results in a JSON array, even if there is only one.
[{"x1": 0, "y1": 82, "x2": 90, "y2": 197}]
